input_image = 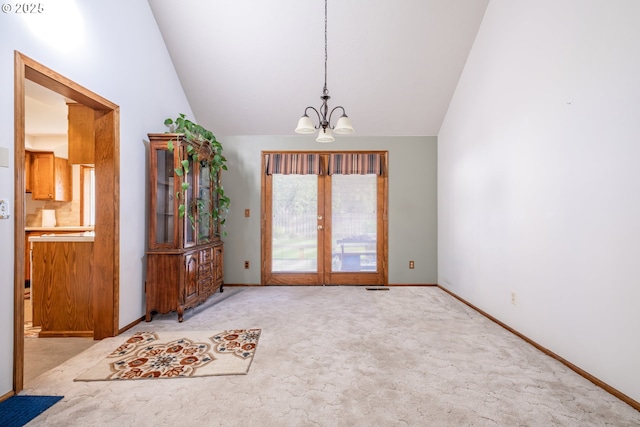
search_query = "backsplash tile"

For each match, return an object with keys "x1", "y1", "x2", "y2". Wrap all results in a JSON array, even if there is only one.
[{"x1": 26, "y1": 201, "x2": 81, "y2": 227}]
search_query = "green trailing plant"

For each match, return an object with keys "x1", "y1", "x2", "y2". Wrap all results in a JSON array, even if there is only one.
[{"x1": 164, "y1": 113, "x2": 230, "y2": 237}]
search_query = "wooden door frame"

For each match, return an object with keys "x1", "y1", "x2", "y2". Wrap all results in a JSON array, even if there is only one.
[
  {"x1": 322, "y1": 168, "x2": 388, "y2": 285},
  {"x1": 13, "y1": 51, "x2": 120, "y2": 393},
  {"x1": 260, "y1": 150, "x2": 388, "y2": 286}
]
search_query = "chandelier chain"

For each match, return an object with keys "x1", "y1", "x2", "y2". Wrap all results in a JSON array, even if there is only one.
[
  {"x1": 294, "y1": 0, "x2": 353, "y2": 141},
  {"x1": 324, "y1": 0, "x2": 328, "y2": 94}
]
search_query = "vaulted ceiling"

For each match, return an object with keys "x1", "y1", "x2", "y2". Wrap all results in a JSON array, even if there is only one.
[
  {"x1": 148, "y1": 0, "x2": 489, "y2": 137},
  {"x1": 25, "y1": 1, "x2": 490, "y2": 139}
]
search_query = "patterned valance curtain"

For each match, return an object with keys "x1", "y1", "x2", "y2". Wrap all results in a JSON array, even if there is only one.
[
  {"x1": 328, "y1": 153, "x2": 383, "y2": 175},
  {"x1": 265, "y1": 153, "x2": 321, "y2": 175}
]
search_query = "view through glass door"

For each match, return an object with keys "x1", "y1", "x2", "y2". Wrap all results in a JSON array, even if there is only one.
[{"x1": 262, "y1": 152, "x2": 387, "y2": 285}]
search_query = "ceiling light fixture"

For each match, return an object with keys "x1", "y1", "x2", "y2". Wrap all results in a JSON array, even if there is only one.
[{"x1": 295, "y1": 0, "x2": 354, "y2": 143}]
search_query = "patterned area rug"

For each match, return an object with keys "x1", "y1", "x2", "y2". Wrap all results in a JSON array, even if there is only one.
[
  {"x1": 75, "y1": 329, "x2": 260, "y2": 381},
  {"x1": 24, "y1": 321, "x2": 41, "y2": 338}
]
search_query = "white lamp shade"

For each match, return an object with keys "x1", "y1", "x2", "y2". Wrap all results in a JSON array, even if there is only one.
[
  {"x1": 295, "y1": 115, "x2": 316, "y2": 134},
  {"x1": 316, "y1": 127, "x2": 335, "y2": 143},
  {"x1": 333, "y1": 115, "x2": 354, "y2": 134}
]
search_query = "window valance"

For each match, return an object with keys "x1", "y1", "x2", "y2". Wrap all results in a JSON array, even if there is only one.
[
  {"x1": 265, "y1": 153, "x2": 321, "y2": 175},
  {"x1": 264, "y1": 152, "x2": 385, "y2": 175},
  {"x1": 328, "y1": 153, "x2": 383, "y2": 175}
]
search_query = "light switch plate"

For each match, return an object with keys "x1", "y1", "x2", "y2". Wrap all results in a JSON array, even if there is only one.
[{"x1": 0, "y1": 147, "x2": 8, "y2": 168}]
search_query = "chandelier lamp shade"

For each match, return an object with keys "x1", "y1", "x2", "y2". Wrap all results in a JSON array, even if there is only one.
[{"x1": 295, "y1": 0, "x2": 354, "y2": 143}]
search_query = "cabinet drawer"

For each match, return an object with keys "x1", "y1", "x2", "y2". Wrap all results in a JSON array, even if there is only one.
[
  {"x1": 199, "y1": 248, "x2": 213, "y2": 264},
  {"x1": 198, "y1": 262, "x2": 213, "y2": 278},
  {"x1": 198, "y1": 278, "x2": 214, "y2": 294}
]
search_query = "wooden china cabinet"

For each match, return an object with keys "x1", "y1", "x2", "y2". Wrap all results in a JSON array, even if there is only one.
[{"x1": 145, "y1": 133, "x2": 224, "y2": 322}]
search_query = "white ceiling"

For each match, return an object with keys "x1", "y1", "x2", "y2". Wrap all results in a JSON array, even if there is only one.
[
  {"x1": 25, "y1": 1, "x2": 490, "y2": 139},
  {"x1": 25, "y1": 80, "x2": 70, "y2": 136},
  {"x1": 148, "y1": 0, "x2": 489, "y2": 137}
]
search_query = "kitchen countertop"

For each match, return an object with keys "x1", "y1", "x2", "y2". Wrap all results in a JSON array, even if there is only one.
[
  {"x1": 26, "y1": 226, "x2": 95, "y2": 232},
  {"x1": 29, "y1": 232, "x2": 95, "y2": 242}
]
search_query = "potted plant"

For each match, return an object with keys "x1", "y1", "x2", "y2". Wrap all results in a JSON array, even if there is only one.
[{"x1": 164, "y1": 113, "x2": 230, "y2": 237}]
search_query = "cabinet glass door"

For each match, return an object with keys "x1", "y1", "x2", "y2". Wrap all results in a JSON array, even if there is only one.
[
  {"x1": 154, "y1": 147, "x2": 175, "y2": 246},
  {"x1": 197, "y1": 162, "x2": 212, "y2": 242},
  {"x1": 184, "y1": 148, "x2": 196, "y2": 247}
]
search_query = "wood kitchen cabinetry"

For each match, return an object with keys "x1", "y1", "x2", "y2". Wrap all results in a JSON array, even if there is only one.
[
  {"x1": 31, "y1": 152, "x2": 72, "y2": 201},
  {"x1": 25, "y1": 150, "x2": 33, "y2": 193},
  {"x1": 67, "y1": 103, "x2": 95, "y2": 164},
  {"x1": 145, "y1": 133, "x2": 224, "y2": 322},
  {"x1": 25, "y1": 228, "x2": 94, "y2": 284},
  {"x1": 31, "y1": 238, "x2": 94, "y2": 337}
]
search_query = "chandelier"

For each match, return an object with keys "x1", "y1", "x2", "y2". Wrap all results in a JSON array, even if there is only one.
[{"x1": 294, "y1": 0, "x2": 354, "y2": 143}]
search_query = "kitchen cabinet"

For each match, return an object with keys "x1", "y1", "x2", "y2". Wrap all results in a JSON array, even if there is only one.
[
  {"x1": 31, "y1": 152, "x2": 72, "y2": 201},
  {"x1": 67, "y1": 103, "x2": 95, "y2": 164},
  {"x1": 30, "y1": 236, "x2": 94, "y2": 337},
  {"x1": 145, "y1": 133, "x2": 224, "y2": 322},
  {"x1": 25, "y1": 150, "x2": 33, "y2": 193},
  {"x1": 25, "y1": 227, "x2": 94, "y2": 285}
]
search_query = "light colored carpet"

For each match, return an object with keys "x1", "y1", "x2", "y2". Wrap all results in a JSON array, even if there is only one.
[
  {"x1": 21, "y1": 286, "x2": 640, "y2": 426},
  {"x1": 75, "y1": 329, "x2": 260, "y2": 381}
]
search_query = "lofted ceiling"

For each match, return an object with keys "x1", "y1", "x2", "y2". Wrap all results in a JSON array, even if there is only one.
[
  {"x1": 148, "y1": 0, "x2": 489, "y2": 137},
  {"x1": 25, "y1": 1, "x2": 490, "y2": 139}
]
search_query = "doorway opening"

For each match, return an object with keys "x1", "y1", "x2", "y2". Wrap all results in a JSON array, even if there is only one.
[
  {"x1": 261, "y1": 151, "x2": 388, "y2": 286},
  {"x1": 13, "y1": 51, "x2": 120, "y2": 393}
]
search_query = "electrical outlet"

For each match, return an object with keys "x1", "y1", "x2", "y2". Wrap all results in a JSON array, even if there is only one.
[
  {"x1": 511, "y1": 291, "x2": 517, "y2": 305},
  {"x1": 0, "y1": 199, "x2": 9, "y2": 219},
  {"x1": 244, "y1": 260, "x2": 250, "y2": 269},
  {"x1": 409, "y1": 260, "x2": 415, "y2": 269}
]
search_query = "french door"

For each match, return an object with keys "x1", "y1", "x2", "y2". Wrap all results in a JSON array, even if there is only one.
[{"x1": 262, "y1": 152, "x2": 387, "y2": 285}]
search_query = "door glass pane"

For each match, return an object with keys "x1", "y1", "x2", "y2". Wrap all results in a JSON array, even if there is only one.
[
  {"x1": 184, "y1": 154, "x2": 195, "y2": 245},
  {"x1": 198, "y1": 162, "x2": 211, "y2": 242},
  {"x1": 155, "y1": 148, "x2": 174, "y2": 245},
  {"x1": 271, "y1": 174, "x2": 318, "y2": 272},
  {"x1": 331, "y1": 174, "x2": 377, "y2": 272}
]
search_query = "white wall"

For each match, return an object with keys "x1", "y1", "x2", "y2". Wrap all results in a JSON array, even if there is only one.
[
  {"x1": 439, "y1": 0, "x2": 640, "y2": 402},
  {"x1": 219, "y1": 135, "x2": 438, "y2": 285},
  {"x1": 0, "y1": 0, "x2": 193, "y2": 395}
]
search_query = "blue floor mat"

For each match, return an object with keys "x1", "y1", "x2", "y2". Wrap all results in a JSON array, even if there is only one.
[{"x1": 0, "y1": 395, "x2": 63, "y2": 427}]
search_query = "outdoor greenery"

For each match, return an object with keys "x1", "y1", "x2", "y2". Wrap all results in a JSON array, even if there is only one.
[{"x1": 270, "y1": 174, "x2": 378, "y2": 272}]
